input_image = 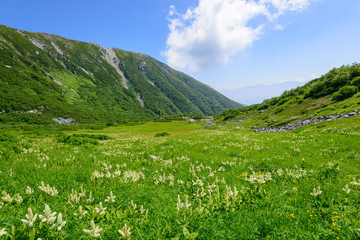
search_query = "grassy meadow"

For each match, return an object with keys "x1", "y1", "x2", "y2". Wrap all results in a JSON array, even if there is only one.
[{"x1": 0, "y1": 118, "x2": 360, "y2": 239}]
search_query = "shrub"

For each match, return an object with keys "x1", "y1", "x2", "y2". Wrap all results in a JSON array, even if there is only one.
[
  {"x1": 332, "y1": 86, "x2": 359, "y2": 101},
  {"x1": 155, "y1": 132, "x2": 169, "y2": 137},
  {"x1": 223, "y1": 114, "x2": 233, "y2": 121},
  {"x1": 274, "y1": 106, "x2": 285, "y2": 114},
  {"x1": 268, "y1": 97, "x2": 279, "y2": 105},
  {"x1": 57, "y1": 134, "x2": 110, "y2": 145},
  {"x1": 258, "y1": 104, "x2": 269, "y2": 110},
  {"x1": 72, "y1": 134, "x2": 111, "y2": 140},
  {"x1": 351, "y1": 76, "x2": 360, "y2": 87},
  {"x1": 0, "y1": 133, "x2": 17, "y2": 142},
  {"x1": 277, "y1": 98, "x2": 288, "y2": 106},
  {"x1": 308, "y1": 81, "x2": 326, "y2": 98}
]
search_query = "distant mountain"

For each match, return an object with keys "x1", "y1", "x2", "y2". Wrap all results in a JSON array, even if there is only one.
[
  {"x1": 0, "y1": 25, "x2": 242, "y2": 124},
  {"x1": 219, "y1": 81, "x2": 307, "y2": 105}
]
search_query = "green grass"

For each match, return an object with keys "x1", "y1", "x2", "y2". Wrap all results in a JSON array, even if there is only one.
[{"x1": 0, "y1": 120, "x2": 360, "y2": 239}]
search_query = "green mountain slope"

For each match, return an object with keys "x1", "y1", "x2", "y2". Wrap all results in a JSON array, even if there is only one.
[
  {"x1": 0, "y1": 25, "x2": 242, "y2": 124},
  {"x1": 218, "y1": 63, "x2": 360, "y2": 128}
]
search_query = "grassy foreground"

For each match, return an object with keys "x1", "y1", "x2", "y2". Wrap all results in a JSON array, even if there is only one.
[{"x1": 0, "y1": 119, "x2": 360, "y2": 239}]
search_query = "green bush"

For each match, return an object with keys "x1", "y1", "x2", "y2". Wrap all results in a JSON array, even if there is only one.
[
  {"x1": 269, "y1": 97, "x2": 279, "y2": 105},
  {"x1": 332, "y1": 86, "x2": 359, "y2": 101},
  {"x1": 0, "y1": 133, "x2": 17, "y2": 142},
  {"x1": 223, "y1": 114, "x2": 233, "y2": 121},
  {"x1": 277, "y1": 98, "x2": 289, "y2": 106},
  {"x1": 258, "y1": 104, "x2": 269, "y2": 110},
  {"x1": 274, "y1": 106, "x2": 285, "y2": 114},
  {"x1": 57, "y1": 134, "x2": 110, "y2": 145},
  {"x1": 155, "y1": 132, "x2": 170, "y2": 137},
  {"x1": 72, "y1": 134, "x2": 111, "y2": 140},
  {"x1": 351, "y1": 76, "x2": 360, "y2": 87}
]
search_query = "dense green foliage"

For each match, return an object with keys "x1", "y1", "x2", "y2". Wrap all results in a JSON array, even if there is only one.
[
  {"x1": 0, "y1": 119, "x2": 359, "y2": 239},
  {"x1": 57, "y1": 134, "x2": 111, "y2": 145},
  {"x1": 351, "y1": 76, "x2": 360, "y2": 87},
  {"x1": 154, "y1": 132, "x2": 170, "y2": 137},
  {"x1": 332, "y1": 86, "x2": 359, "y2": 101},
  {"x1": 219, "y1": 64, "x2": 360, "y2": 128},
  {"x1": 0, "y1": 25, "x2": 241, "y2": 125}
]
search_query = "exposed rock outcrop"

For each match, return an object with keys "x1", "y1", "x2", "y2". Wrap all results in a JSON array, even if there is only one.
[
  {"x1": 97, "y1": 46, "x2": 129, "y2": 89},
  {"x1": 138, "y1": 62, "x2": 150, "y2": 72},
  {"x1": 254, "y1": 110, "x2": 359, "y2": 132},
  {"x1": 52, "y1": 118, "x2": 76, "y2": 125}
]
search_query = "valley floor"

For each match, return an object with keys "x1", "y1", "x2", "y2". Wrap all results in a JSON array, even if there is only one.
[{"x1": 0, "y1": 118, "x2": 360, "y2": 239}]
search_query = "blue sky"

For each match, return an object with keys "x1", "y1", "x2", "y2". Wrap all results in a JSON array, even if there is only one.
[{"x1": 1, "y1": 0, "x2": 360, "y2": 104}]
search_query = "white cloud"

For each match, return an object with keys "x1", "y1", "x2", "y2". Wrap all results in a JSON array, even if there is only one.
[
  {"x1": 274, "y1": 24, "x2": 284, "y2": 30},
  {"x1": 164, "y1": 0, "x2": 311, "y2": 72}
]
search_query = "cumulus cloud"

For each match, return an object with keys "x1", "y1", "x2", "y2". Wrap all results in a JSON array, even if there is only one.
[{"x1": 164, "y1": 0, "x2": 311, "y2": 72}]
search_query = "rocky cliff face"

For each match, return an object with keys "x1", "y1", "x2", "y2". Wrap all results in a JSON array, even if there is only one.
[{"x1": 0, "y1": 25, "x2": 242, "y2": 123}]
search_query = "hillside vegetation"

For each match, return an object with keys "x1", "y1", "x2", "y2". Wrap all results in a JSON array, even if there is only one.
[
  {"x1": 219, "y1": 63, "x2": 360, "y2": 128},
  {"x1": 0, "y1": 25, "x2": 241, "y2": 125}
]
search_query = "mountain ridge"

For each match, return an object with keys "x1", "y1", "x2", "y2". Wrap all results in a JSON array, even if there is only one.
[
  {"x1": 0, "y1": 25, "x2": 242, "y2": 124},
  {"x1": 219, "y1": 81, "x2": 308, "y2": 105}
]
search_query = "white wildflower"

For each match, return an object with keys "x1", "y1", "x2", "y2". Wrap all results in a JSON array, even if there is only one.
[
  {"x1": 327, "y1": 162, "x2": 334, "y2": 169},
  {"x1": 177, "y1": 195, "x2": 184, "y2": 211},
  {"x1": 276, "y1": 169, "x2": 284, "y2": 176},
  {"x1": 131, "y1": 200, "x2": 137, "y2": 210},
  {"x1": 118, "y1": 223, "x2": 131, "y2": 239},
  {"x1": 105, "y1": 191, "x2": 116, "y2": 203},
  {"x1": 38, "y1": 182, "x2": 58, "y2": 196},
  {"x1": 343, "y1": 184, "x2": 351, "y2": 194},
  {"x1": 14, "y1": 194, "x2": 23, "y2": 203},
  {"x1": 233, "y1": 186, "x2": 239, "y2": 198},
  {"x1": 2, "y1": 191, "x2": 13, "y2": 203},
  {"x1": 21, "y1": 207, "x2": 38, "y2": 227},
  {"x1": 192, "y1": 178, "x2": 203, "y2": 186},
  {"x1": 95, "y1": 202, "x2": 106, "y2": 215},
  {"x1": 74, "y1": 205, "x2": 88, "y2": 219},
  {"x1": 39, "y1": 204, "x2": 57, "y2": 224},
  {"x1": 26, "y1": 186, "x2": 34, "y2": 195},
  {"x1": 140, "y1": 205, "x2": 146, "y2": 214},
  {"x1": 0, "y1": 228, "x2": 7, "y2": 237},
  {"x1": 310, "y1": 186, "x2": 322, "y2": 196},
  {"x1": 350, "y1": 178, "x2": 360, "y2": 186},
  {"x1": 87, "y1": 191, "x2": 94, "y2": 203},
  {"x1": 79, "y1": 186, "x2": 86, "y2": 198},
  {"x1": 68, "y1": 189, "x2": 81, "y2": 206},
  {"x1": 53, "y1": 213, "x2": 66, "y2": 231},
  {"x1": 83, "y1": 220, "x2": 102, "y2": 238},
  {"x1": 200, "y1": 187, "x2": 207, "y2": 197},
  {"x1": 265, "y1": 172, "x2": 272, "y2": 181},
  {"x1": 257, "y1": 175, "x2": 266, "y2": 184},
  {"x1": 221, "y1": 177, "x2": 226, "y2": 184},
  {"x1": 113, "y1": 169, "x2": 121, "y2": 177},
  {"x1": 91, "y1": 170, "x2": 103, "y2": 180},
  {"x1": 245, "y1": 171, "x2": 272, "y2": 184},
  {"x1": 185, "y1": 195, "x2": 191, "y2": 209},
  {"x1": 177, "y1": 179, "x2": 184, "y2": 185}
]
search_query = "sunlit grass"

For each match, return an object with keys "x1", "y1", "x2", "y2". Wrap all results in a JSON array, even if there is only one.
[{"x1": 0, "y1": 120, "x2": 359, "y2": 239}]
